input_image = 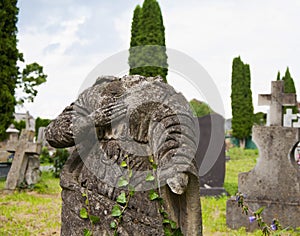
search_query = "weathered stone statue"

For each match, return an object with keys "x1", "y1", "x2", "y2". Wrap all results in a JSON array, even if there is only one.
[{"x1": 46, "y1": 75, "x2": 202, "y2": 235}]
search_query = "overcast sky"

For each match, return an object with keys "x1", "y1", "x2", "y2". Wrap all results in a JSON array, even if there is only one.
[{"x1": 16, "y1": 0, "x2": 300, "y2": 119}]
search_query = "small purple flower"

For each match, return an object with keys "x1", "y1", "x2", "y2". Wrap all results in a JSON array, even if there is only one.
[
  {"x1": 270, "y1": 223, "x2": 277, "y2": 230},
  {"x1": 235, "y1": 196, "x2": 240, "y2": 202},
  {"x1": 249, "y1": 216, "x2": 256, "y2": 223}
]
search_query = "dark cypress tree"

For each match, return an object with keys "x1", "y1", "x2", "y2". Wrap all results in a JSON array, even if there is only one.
[
  {"x1": 129, "y1": 0, "x2": 168, "y2": 82},
  {"x1": 129, "y1": 5, "x2": 142, "y2": 76},
  {"x1": 282, "y1": 67, "x2": 297, "y2": 114},
  {"x1": 0, "y1": 0, "x2": 19, "y2": 140},
  {"x1": 231, "y1": 57, "x2": 254, "y2": 148},
  {"x1": 0, "y1": 0, "x2": 47, "y2": 140},
  {"x1": 276, "y1": 71, "x2": 281, "y2": 81}
]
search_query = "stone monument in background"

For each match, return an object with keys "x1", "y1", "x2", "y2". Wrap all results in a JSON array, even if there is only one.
[
  {"x1": 196, "y1": 114, "x2": 226, "y2": 196},
  {"x1": 227, "y1": 80, "x2": 300, "y2": 230},
  {"x1": 5, "y1": 115, "x2": 41, "y2": 190}
]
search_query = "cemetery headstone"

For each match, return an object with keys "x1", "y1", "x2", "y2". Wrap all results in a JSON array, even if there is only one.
[
  {"x1": 226, "y1": 80, "x2": 300, "y2": 231},
  {"x1": 0, "y1": 125, "x2": 19, "y2": 178},
  {"x1": 5, "y1": 129, "x2": 41, "y2": 190},
  {"x1": 46, "y1": 75, "x2": 202, "y2": 235},
  {"x1": 196, "y1": 114, "x2": 227, "y2": 196},
  {"x1": 37, "y1": 127, "x2": 47, "y2": 147}
]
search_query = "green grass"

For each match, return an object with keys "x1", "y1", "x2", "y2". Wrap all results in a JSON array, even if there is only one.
[
  {"x1": 0, "y1": 150, "x2": 299, "y2": 235},
  {"x1": 224, "y1": 148, "x2": 258, "y2": 196},
  {"x1": 202, "y1": 147, "x2": 298, "y2": 235},
  {"x1": 0, "y1": 171, "x2": 61, "y2": 235}
]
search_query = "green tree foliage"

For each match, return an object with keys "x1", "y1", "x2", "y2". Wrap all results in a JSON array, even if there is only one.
[
  {"x1": 0, "y1": 0, "x2": 47, "y2": 140},
  {"x1": 281, "y1": 67, "x2": 298, "y2": 114},
  {"x1": 35, "y1": 117, "x2": 51, "y2": 137},
  {"x1": 18, "y1": 63, "x2": 47, "y2": 104},
  {"x1": 189, "y1": 99, "x2": 214, "y2": 117},
  {"x1": 129, "y1": 0, "x2": 168, "y2": 82},
  {"x1": 276, "y1": 71, "x2": 280, "y2": 81},
  {"x1": 231, "y1": 56, "x2": 254, "y2": 148},
  {"x1": 12, "y1": 119, "x2": 25, "y2": 131},
  {"x1": 253, "y1": 112, "x2": 266, "y2": 126},
  {"x1": 53, "y1": 148, "x2": 69, "y2": 178},
  {"x1": 0, "y1": 0, "x2": 20, "y2": 140}
]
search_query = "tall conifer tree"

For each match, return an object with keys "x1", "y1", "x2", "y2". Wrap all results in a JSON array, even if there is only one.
[
  {"x1": 129, "y1": 0, "x2": 168, "y2": 82},
  {"x1": 0, "y1": 0, "x2": 47, "y2": 140},
  {"x1": 231, "y1": 56, "x2": 254, "y2": 148},
  {"x1": 282, "y1": 67, "x2": 298, "y2": 113},
  {"x1": 0, "y1": 0, "x2": 19, "y2": 140}
]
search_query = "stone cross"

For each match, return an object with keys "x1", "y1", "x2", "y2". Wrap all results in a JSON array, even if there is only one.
[
  {"x1": 258, "y1": 80, "x2": 296, "y2": 126},
  {"x1": 283, "y1": 108, "x2": 297, "y2": 127},
  {"x1": 293, "y1": 118, "x2": 300, "y2": 128},
  {"x1": 5, "y1": 129, "x2": 41, "y2": 190}
]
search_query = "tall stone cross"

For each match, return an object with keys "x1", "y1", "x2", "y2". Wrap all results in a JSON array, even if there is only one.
[
  {"x1": 5, "y1": 129, "x2": 41, "y2": 190},
  {"x1": 258, "y1": 80, "x2": 297, "y2": 126}
]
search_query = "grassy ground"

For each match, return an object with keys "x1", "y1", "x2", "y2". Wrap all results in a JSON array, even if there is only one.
[
  {"x1": 0, "y1": 149, "x2": 299, "y2": 235},
  {"x1": 0, "y1": 172, "x2": 61, "y2": 235}
]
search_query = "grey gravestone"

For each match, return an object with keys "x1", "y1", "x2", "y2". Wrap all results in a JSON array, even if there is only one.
[
  {"x1": 5, "y1": 129, "x2": 41, "y2": 190},
  {"x1": 46, "y1": 75, "x2": 202, "y2": 236},
  {"x1": 37, "y1": 127, "x2": 47, "y2": 147},
  {"x1": 196, "y1": 114, "x2": 226, "y2": 196},
  {"x1": 227, "y1": 80, "x2": 300, "y2": 231}
]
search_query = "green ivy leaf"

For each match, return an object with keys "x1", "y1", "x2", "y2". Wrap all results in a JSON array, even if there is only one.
[
  {"x1": 118, "y1": 177, "x2": 128, "y2": 187},
  {"x1": 163, "y1": 219, "x2": 171, "y2": 224},
  {"x1": 129, "y1": 185, "x2": 135, "y2": 196},
  {"x1": 173, "y1": 228, "x2": 184, "y2": 236},
  {"x1": 152, "y1": 163, "x2": 157, "y2": 170},
  {"x1": 116, "y1": 192, "x2": 127, "y2": 204},
  {"x1": 145, "y1": 173, "x2": 155, "y2": 182},
  {"x1": 83, "y1": 228, "x2": 92, "y2": 236},
  {"x1": 120, "y1": 161, "x2": 127, "y2": 168},
  {"x1": 255, "y1": 207, "x2": 265, "y2": 216},
  {"x1": 80, "y1": 208, "x2": 88, "y2": 219},
  {"x1": 111, "y1": 205, "x2": 122, "y2": 217},
  {"x1": 149, "y1": 190, "x2": 159, "y2": 201},
  {"x1": 169, "y1": 220, "x2": 177, "y2": 229},
  {"x1": 85, "y1": 199, "x2": 89, "y2": 206},
  {"x1": 159, "y1": 209, "x2": 169, "y2": 218},
  {"x1": 149, "y1": 156, "x2": 154, "y2": 163},
  {"x1": 110, "y1": 221, "x2": 117, "y2": 229},
  {"x1": 89, "y1": 215, "x2": 100, "y2": 224},
  {"x1": 164, "y1": 227, "x2": 172, "y2": 236},
  {"x1": 129, "y1": 169, "x2": 133, "y2": 178}
]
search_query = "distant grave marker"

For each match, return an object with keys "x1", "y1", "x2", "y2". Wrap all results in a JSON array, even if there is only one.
[
  {"x1": 5, "y1": 129, "x2": 41, "y2": 190},
  {"x1": 258, "y1": 80, "x2": 296, "y2": 126}
]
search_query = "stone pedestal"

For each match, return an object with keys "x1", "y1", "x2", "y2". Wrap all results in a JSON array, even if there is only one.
[{"x1": 226, "y1": 125, "x2": 300, "y2": 230}]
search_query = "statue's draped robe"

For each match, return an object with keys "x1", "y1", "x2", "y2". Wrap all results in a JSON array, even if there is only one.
[{"x1": 46, "y1": 76, "x2": 202, "y2": 235}]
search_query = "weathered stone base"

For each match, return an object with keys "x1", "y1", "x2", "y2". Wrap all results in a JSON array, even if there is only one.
[
  {"x1": 61, "y1": 187, "x2": 165, "y2": 236},
  {"x1": 226, "y1": 197, "x2": 300, "y2": 231}
]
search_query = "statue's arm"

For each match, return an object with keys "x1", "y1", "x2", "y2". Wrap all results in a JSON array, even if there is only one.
[
  {"x1": 150, "y1": 98, "x2": 198, "y2": 194},
  {"x1": 45, "y1": 104, "x2": 77, "y2": 148}
]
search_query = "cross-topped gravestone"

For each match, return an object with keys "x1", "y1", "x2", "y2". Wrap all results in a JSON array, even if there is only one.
[
  {"x1": 227, "y1": 80, "x2": 300, "y2": 231},
  {"x1": 258, "y1": 80, "x2": 296, "y2": 126},
  {"x1": 5, "y1": 129, "x2": 41, "y2": 190}
]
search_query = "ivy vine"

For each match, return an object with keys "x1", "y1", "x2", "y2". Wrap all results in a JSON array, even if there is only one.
[{"x1": 80, "y1": 190, "x2": 100, "y2": 236}]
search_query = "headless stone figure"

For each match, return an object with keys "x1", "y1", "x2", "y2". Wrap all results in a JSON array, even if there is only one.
[{"x1": 46, "y1": 75, "x2": 202, "y2": 235}]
